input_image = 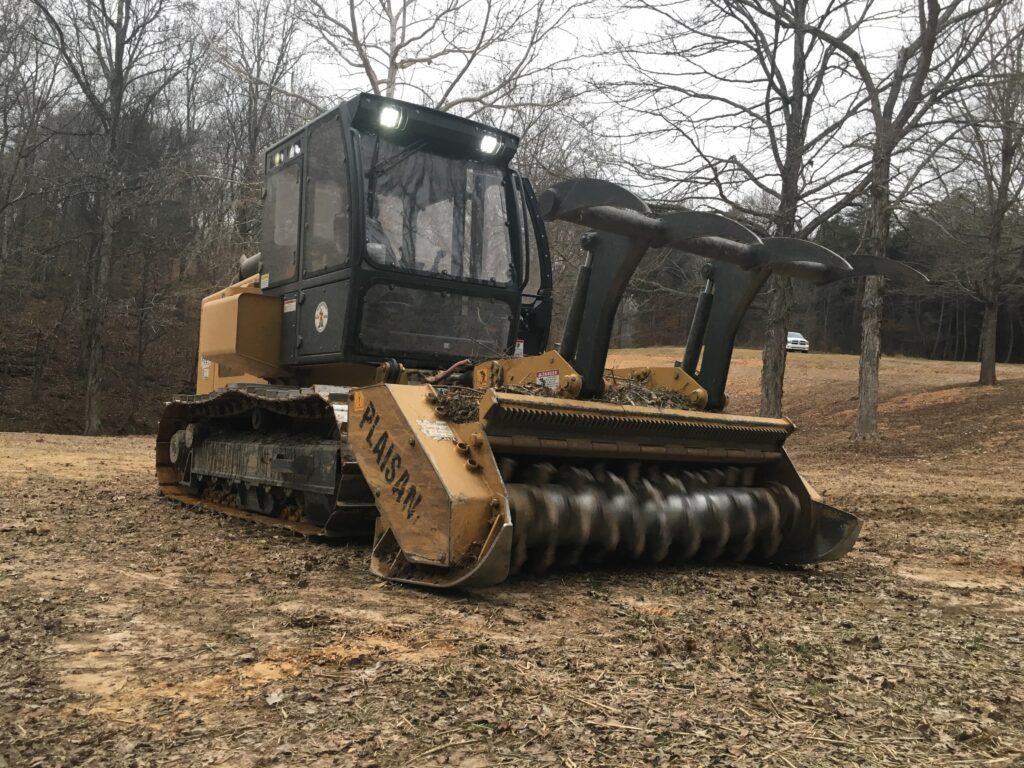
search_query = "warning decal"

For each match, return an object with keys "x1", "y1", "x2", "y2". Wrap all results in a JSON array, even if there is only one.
[
  {"x1": 535, "y1": 369, "x2": 560, "y2": 390},
  {"x1": 417, "y1": 419, "x2": 457, "y2": 442},
  {"x1": 283, "y1": 297, "x2": 297, "y2": 313}
]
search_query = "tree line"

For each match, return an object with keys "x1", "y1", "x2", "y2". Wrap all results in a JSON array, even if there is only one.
[{"x1": 0, "y1": 0, "x2": 1022, "y2": 436}]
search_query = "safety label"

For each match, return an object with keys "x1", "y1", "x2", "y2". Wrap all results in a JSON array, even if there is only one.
[
  {"x1": 201, "y1": 357, "x2": 211, "y2": 379},
  {"x1": 260, "y1": 273, "x2": 269, "y2": 289},
  {"x1": 283, "y1": 297, "x2": 297, "y2": 313},
  {"x1": 314, "y1": 301, "x2": 329, "y2": 333},
  {"x1": 535, "y1": 369, "x2": 560, "y2": 390},
  {"x1": 417, "y1": 419, "x2": 457, "y2": 442}
]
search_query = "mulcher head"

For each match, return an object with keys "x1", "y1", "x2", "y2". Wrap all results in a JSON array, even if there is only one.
[{"x1": 349, "y1": 384, "x2": 861, "y2": 588}]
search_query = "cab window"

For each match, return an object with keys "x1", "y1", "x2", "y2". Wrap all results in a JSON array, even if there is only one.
[{"x1": 261, "y1": 144, "x2": 301, "y2": 286}]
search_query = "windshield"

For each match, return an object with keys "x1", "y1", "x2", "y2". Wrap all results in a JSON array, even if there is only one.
[{"x1": 359, "y1": 133, "x2": 513, "y2": 284}]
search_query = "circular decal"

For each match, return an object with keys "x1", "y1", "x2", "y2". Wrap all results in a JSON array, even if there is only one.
[{"x1": 313, "y1": 301, "x2": 329, "y2": 333}]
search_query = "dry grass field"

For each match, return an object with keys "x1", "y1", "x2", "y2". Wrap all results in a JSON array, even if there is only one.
[{"x1": 1, "y1": 349, "x2": 1022, "y2": 767}]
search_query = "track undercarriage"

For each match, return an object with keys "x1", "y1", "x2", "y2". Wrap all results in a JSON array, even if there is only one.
[{"x1": 156, "y1": 385, "x2": 376, "y2": 538}]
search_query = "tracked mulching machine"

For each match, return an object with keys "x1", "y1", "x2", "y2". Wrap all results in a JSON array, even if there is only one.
[{"x1": 156, "y1": 93, "x2": 924, "y2": 587}]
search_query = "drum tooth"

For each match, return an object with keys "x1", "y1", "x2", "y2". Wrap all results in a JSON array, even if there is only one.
[
  {"x1": 724, "y1": 490, "x2": 757, "y2": 561},
  {"x1": 723, "y1": 466, "x2": 742, "y2": 486},
  {"x1": 658, "y1": 471, "x2": 687, "y2": 496},
  {"x1": 637, "y1": 478, "x2": 671, "y2": 563},
  {"x1": 592, "y1": 483, "x2": 621, "y2": 562},
  {"x1": 560, "y1": 488, "x2": 600, "y2": 567},
  {"x1": 523, "y1": 462, "x2": 558, "y2": 485},
  {"x1": 765, "y1": 482, "x2": 801, "y2": 539},
  {"x1": 603, "y1": 472, "x2": 641, "y2": 561},
  {"x1": 658, "y1": 472, "x2": 694, "y2": 558},
  {"x1": 696, "y1": 490, "x2": 732, "y2": 561},
  {"x1": 679, "y1": 490, "x2": 711, "y2": 560},
  {"x1": 559, "y1": 465, "x2": 595, "y2": 489},
  {"x1": 644, "y1": 464, "x2": 665, "y2": 484},
  {"x1": 704, "y1": 468, "x2": 727, "y2": 488},
  {"x1": 626, "y1": 487, "x2": 648, "y2": 561},
  {"x1": 507, "y1": 485, "x2": 535, "y2": 575},
  {"x1": 771, "y1": 481, "x2": 817, "y2": 555},
  {"x1": 741, "y1": 465, "x2": 757, "y2": 486},
  {"x1": 682, "y1": 470, "x2": 707, "y2": 491},
  {"x1": 498, "y1": 457, "x2": 518, "y2": 482},
  {"x1": 527, "y1": 486, "x2": 563, "y2": 574},
  {"x1": 750, "y1": 488, "x2": 782, "y2": 559}
]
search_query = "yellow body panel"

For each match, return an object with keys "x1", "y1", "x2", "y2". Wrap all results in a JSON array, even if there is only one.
[
  {"x1": 473, "y1": 351, "x2": 582, "y2": 396},
  {"x1": 194, "y1": 276, "x2": 272, "y2": 394},
  {"x1": 349, "y1": 385, "x2": 509, "y2": 579},
  {"x1": 200, "y1": 293, "x2": 283, "y2": 379}
]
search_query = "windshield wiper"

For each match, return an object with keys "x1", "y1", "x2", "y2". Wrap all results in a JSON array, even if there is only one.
[{"x1": 370, "y1": 141, "x2": 426, "y2": 179}]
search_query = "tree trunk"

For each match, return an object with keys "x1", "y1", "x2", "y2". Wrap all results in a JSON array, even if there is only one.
[
  {"x1": 759, "y1": 4, "x2": 805, "y2": 419},
  {"x1": 0, "y1": 207, "x2": 9, "y2": 287},
  {"x1": 958, "y1": 299, "x2": 966, "y2": 362},
  {"x1": 759, "y1": 276, "x2": 793, "y2": 418},
  {"x1": 855, "y1": 275, "x2": 884, "y2": 437},
  {"x1": 854, "y1": 150, "x2": 892, "y2": 439},
  {"x1": 944, "y1": 301, "x2": 954, "y2": 360},
  {"x1": 32, "y1": 303, "x2": 68, "y2": 403},
  {"x1": 82, "y1": 160, "x2": 116, "y2": 435},
  {"x1": 979, "y1": 226, "x2": 1003, "y2": 384},
  {"x1": 822, "y1": 287, "x2": 831, "y2": 349},
  {"x1": 1004, "y1": 306, "x2": 1014, "y2": 363},
  {"x1": 953, "y1": 300, "x2": 961, "y2": 360},
  {"x1": 932, "y1": 294, "x2": 945, "y2": 358}
]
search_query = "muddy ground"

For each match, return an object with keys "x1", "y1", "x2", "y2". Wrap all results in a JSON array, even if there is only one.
[{"x1": 1, "y1": 350, "x2": 1022, "y2": 767}]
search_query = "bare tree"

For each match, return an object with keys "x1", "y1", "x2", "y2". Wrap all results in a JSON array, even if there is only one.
[
  {"x1": 301, "y1": 0, "x2": 584, "y2": 117},
  {"x1": 33, "y1": 0, "x2": 183, "y2": 433},
  {"x1": 499, "y1": 83, "x2": 627, "y2": 335},
  {"x1": 0, "y1": 0, "x2": 62, "y2": 283},
  {"x1": 604, "y1": 0, "x2": 874, "y2": 416},
  {"x1": 212, "y1": 0, "x2": 318, "y2": 243},
  {"x1": 787, "y1": 0, "x2": 1007, "y2": 437},
  {"x1": 943, "y1": 9, "x2": 1024, "y2": 385}
]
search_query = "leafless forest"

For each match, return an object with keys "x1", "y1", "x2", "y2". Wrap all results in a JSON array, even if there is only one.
[{"x1": 1, "y1": 0, "x2": 1023, "y2": 435}]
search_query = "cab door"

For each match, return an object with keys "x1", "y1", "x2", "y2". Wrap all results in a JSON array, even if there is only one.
[{"x1": 295, "y1": 110, "x2": 353, "y2": 361}]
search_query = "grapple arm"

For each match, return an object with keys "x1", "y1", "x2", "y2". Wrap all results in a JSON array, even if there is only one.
[{"x1": 540, "y1": 178, "x2": 926, "y2": 410}]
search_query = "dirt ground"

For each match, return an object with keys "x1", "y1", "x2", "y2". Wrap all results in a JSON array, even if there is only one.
[{"x1": 2, "y1": 349, "x2": 1023, "y2": 767}]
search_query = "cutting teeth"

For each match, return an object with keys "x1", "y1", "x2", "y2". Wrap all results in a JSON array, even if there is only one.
[{"x1": 505, "y1": 464, "x2": 801, "y2": 575}]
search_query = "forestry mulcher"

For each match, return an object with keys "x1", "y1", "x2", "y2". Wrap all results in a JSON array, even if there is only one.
[{"x1": 156, "y1": 93, "x2": 922, "y2": 587}]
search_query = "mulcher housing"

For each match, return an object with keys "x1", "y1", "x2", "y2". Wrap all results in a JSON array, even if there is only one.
[{"x1": 157, "y1": 93, "x2": 924, "y2": 588}]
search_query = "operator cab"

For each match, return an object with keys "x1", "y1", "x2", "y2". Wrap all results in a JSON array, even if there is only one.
[{"x1": 254, "y1": 93, "x2": 552, "y2": 372}]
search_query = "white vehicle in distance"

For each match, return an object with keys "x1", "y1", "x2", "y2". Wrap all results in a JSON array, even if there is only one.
[{"x1": 786, "y1": 331, "x2": 810, "y2": 353}]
